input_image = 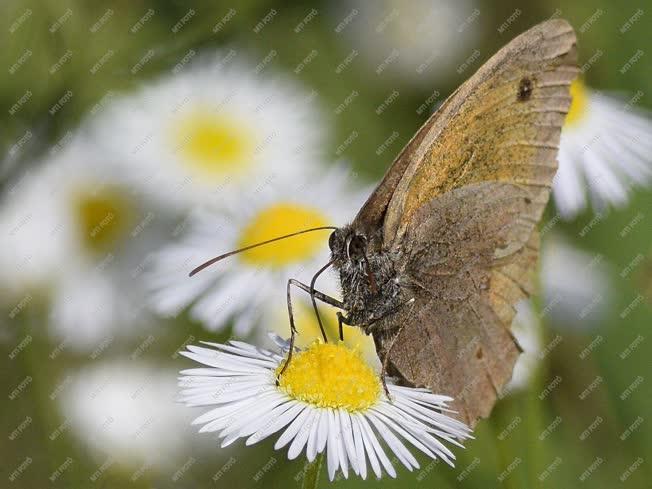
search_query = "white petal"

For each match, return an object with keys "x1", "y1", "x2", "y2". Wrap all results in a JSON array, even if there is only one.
[
  {"x1": 275, "y1": 405, "x2": 310, "y2": 450},
  {"x1": 188, "y1": 384, "x2": 275, "y2": 405},
  {"x1": 338, "y1": 410, "x2": 359, "y2": 475},
  {"x1": 326, "y1": 409, "x2": 340, "y2": 481},
  {"x1": 198, "y1": 399, "x2": 258, "y2": 432},
  {"x1": 554, "y1": 145, "x2": 587, "y2": 218},
  {"x1": 583, "y1": 149, "x2": 628, "y2": 205},
  {"x1": 372, "y1": 405, "x2": 436, "y2": 458},
  {"x1": 192, "y1": 405, "x2": 234, "y2": 426},
  {"x1": 288, "y1": 409, "x2": 317, "y2": 460},
  {"x1": 180, "y1": 351, "x2": 268, "y2": 374},
  {"x1": 332, "y1": 410, "x2": 349, "y2": 479},
  {"x1": 351, "y1": 414, "x2": 368, "y2": 480},
  {"x1": 239, "y1": 398, "x2": 291, "y2": 437},
  {"x1": 367, "y1": 412, "x2": 418, "y2": 470},
  {"x1": 388, "y1": 385, "x2": 453, "y2": 405},
  {"x1": 316, "y1": 407, "x2": 329, "y2": 453},
  {"x1": 220, "y1": 393, "x2": 287, "y2": 438},
  {"x1": 220, "y1": 431, "x2": 242, "y2": 448},
  {"x1": 394, "y1": 397, "x2": 470, "y2": 438},
  {"x1": 179, "y1": 367, "x2": 248, "y2": 377},
  {"x1": 200, "y1": 341, "x2": 278, "y2": 362},
  {"x1": 353, "y1": 413, "x2": 382, "y2": 479},
  {"x1": 306, "y1": 410, "x2": 323, "y2": 462},
  {"x1": 246, "y1": 401, "x2": 303, "y2": 445},
  {"x1": 358, "y1": 414, "x2": 396, "y2": 478},
  {"x1": 181, "y1": 379, "x2": 267, "y2": 399}
]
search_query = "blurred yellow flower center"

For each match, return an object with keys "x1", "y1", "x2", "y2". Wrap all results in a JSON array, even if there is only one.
[
  {"x1": 238, "y1": 203, "x2": 329, "y2": 266},
  {"x1": 277, "y1": 342, "x2": 381, "y2": 411},
  {"x1": 73, "y1": 187, "x2": 133, "y2": 254},
  {"x1": 565, "y1": 79, "x2": 588, "y2": 127},
  {"x1": 175, "y1": 109, "x2": 255, "y2": 177}
]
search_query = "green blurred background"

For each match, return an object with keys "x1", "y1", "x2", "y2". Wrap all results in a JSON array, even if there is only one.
[{"x1": 1, "y1": 0, "x2": 650, "y2": 488}]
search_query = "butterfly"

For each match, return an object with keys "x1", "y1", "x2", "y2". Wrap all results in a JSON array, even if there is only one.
[
  {"x1": 191, "y1": 19, "x2": 578, "y2": 427},
  {"x1": 321, "y1": 19, "x2": 577, "y2": 426}
]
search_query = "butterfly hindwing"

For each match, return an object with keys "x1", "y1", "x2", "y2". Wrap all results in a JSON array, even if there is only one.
[{"x1": 376, "y1": 182, "x2": 539, "y2": 424}]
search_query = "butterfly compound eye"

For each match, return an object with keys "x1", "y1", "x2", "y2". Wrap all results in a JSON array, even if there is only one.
[
  {"x1": 348, "y1": 235, "x2": 366, "y2": 258},
  {"x1": 328, "y1": 231, "x2": 337, "y2": 251}
]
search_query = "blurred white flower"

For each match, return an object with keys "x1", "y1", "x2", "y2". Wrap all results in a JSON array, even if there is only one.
[
  {"x1": 336, "y1": 0, "x2": 482, "y2": 86},
  {"x1": 504, "y1": 237, "x2": 612, "y2": 393},
  {"x1": 60, "y1": 360, "x2": 193, "y2": 471},
  {"x1": 0, "y1": 139, "x2": 159, "y2": 350},
  {"x1": 147, "y1": 165, "x2": 367, "y2": 336},
  {"x1": 541, "y1": 235, "x2": 611, "y2": 329},
  {"x1": 554, "y1": 80, "x2": 652, "y2": 219},
  {"x1": 90, "y1": 50, "x2": 325, "y2": 211}
]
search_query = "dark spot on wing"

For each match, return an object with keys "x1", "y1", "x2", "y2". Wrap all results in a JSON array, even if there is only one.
[{"x1": 517, "y1": 77, "x2": 533, "y2": 101}]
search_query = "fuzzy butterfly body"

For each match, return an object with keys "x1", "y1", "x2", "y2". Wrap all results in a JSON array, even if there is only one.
[{"x1": 329, "y1": 19, "x2": 579, "y2": 427}]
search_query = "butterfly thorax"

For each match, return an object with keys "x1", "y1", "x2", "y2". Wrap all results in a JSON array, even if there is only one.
[{"x1": 329, "y1": 226, "x2": 404, "y2": 330}]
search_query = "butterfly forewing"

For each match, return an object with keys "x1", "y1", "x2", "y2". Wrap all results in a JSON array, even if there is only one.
[{"x1": 383, "y1": 19, "x2": 578, "y2": 244}]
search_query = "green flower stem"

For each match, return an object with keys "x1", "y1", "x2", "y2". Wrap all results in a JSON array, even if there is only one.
[{"x1": 302, "y1": 452, "x2": 324, "y2": 489}]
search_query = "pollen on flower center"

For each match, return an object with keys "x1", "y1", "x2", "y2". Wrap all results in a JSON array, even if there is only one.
[
  {"x1": 174, "y1": 109, "x2": 255, "y2": 177},
  {"x1": 277, "y1": 342, "x2": 381, "y2": 411},
  {"x1": 565, "y1": 78, "x2": 588, "y2": 128},
  {"x1": 72, "y1": 186, "x2": 134, "y2": 254},
  {"x1": 238, "y1": 203, "x2": 329, "y2": 267}
]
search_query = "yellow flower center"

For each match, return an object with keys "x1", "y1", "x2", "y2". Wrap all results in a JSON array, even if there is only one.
[
  {"x1": 277, "y1": 342, "x2": 381, "y2": 411},
  {"x1": 72, "y1": 187, "x2": 134, "y2": 255},
  {"x1": 565, "y1": 78, "x2": 588, "y2": 128},
  {"x1": 237, "y1": 203, "x2": 329, "y2": 267},
  {"x1": 174, "y1": 109, "x2": 256, "y2": 178}
]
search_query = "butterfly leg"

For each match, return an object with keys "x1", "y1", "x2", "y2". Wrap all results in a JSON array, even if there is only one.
[
  {"x1": 380, "y1": 322, "x2": 409, "y2": 400},
  {"x1": 288, "y1": 279, "x2": 344, "y2": 309},
  {"x1": 309, "y1": 261, "x2": 336, "y2": 344},
  {"x1": 371, "y1": 298, "x2": 415, "y2": 399},
  {"x1": 290, "y1": 278, "x2": 345, "y2": 344},
  {"x1": 276, "y1": 279, "x2": 300, "y2": 384},
  {"x1": 336, "y1": 312, "x2": 353, "y2": 341},
  {"x1": 276, "y1": 279, "x2": 345, "y2": 384}
]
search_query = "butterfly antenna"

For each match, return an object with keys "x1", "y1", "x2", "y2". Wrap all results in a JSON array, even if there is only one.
[
  {"x1": 189, "y1": 226, "x2": 337, "y2": 277},
  {"x1": 310, "y1": 260, "x2": 334, "y2": 343}
]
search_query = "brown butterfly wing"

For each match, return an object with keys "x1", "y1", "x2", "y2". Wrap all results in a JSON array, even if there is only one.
[
  {"x1": 382, "y1": 19, "x2": 577, "y2": 243},
  {"x1": 370, "y1": 20, "x2": 577, "y2": 426},
  {"x1": 375, "y1": 182, "x2": 540, "y2": 425}
]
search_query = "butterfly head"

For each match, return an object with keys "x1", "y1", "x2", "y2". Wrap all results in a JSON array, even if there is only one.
[{"x1": 328, "y1": 227, "x2": 368, "y2": 266}]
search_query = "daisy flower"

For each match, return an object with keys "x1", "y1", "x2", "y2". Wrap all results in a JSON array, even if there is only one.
[
  {"x1": 553, "y1": 79, "x2": 652, "y2": 218},
  {"x1": 0, "y1": 139, "x2": 159, "y2": 350},
  {"x1": 89, "y1": 50, "x2": 325, "y2": 211},
  {"x1": 60, "y1": 360, "x2": 194, "y2": 471},
  {"x1": 146, "y1": 164, "x2": 368, "y2": 336},
  {"x1": 178, "y1": 336, "x2": 473, "y2": 480}
]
